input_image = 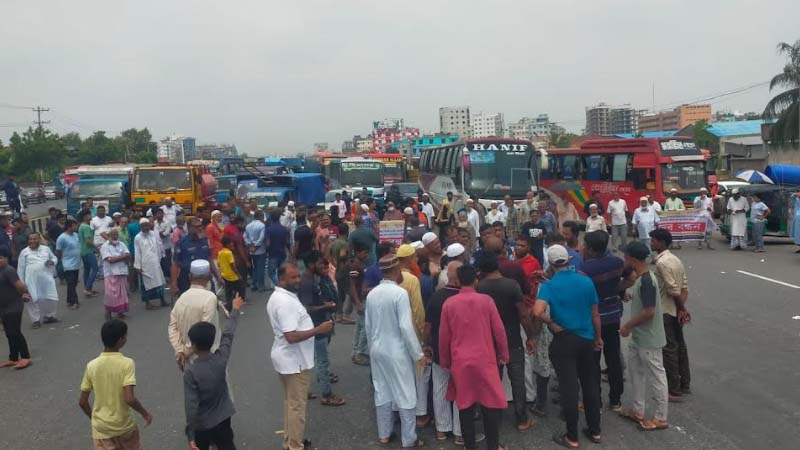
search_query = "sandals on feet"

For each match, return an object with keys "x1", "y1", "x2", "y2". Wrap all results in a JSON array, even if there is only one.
[
  {"x1": 320, "y1": 394, "x2": 345, "y2": 406},
  {"x1": 582, "y1": 427, "x2": 602, "y2": 443},
  {"x1": 638, "y1": 419, "x2": 669, "y2": 431},
  {"x1": 516, "y1": 418, "x2": 536, "y2": 431},
  {"x1": 618, "y1": 409, "x2": 644, "y2": 424}
]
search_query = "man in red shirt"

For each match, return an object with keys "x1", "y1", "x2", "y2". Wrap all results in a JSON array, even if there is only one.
[
  {"x1": 223, "y1": 216, "x2": 250, "y2": 297},
  {"x1": 439, "y1": 265, "x2": 509, "y2": 450}
]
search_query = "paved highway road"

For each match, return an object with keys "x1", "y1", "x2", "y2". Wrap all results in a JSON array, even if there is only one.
[{"x1": 1, "y1": 235, "x2": 799, "y2": 450}]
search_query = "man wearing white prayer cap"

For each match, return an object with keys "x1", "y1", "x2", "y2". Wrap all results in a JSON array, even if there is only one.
[
  {"x1": 168, "y1": 259, "x2": 221, "y2": 370},
  {"x1": 134, "y1": 216, "x2": 166, "y2": 309}
]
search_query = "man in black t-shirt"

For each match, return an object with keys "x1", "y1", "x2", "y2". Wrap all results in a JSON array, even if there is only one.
[
  {"x1": 520, "y1": 209, "x2": 547, "y2": 266},
  {"x1": 0, "y1": 249, "x2": 32, "y2": 369},
  {"x1": 298, "y1": 251, "x2": 344, "y2": 406},
  {"x1": 423, "y1": 260, "x2": 464, "y2": 442},
  {"x1": 475, "y1": 252, "x2": 536, "y2": 431},
  {"x1": 293, "y1": 212, "x2": 314, "y2": 272}
]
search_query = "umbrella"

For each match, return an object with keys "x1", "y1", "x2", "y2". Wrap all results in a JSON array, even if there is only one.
[{"x1": 736, "y1": 169, "x2": 774, "y2": 184}]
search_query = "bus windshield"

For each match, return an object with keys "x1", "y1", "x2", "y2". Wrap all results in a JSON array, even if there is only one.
[
  {"x1": 383, "y1": 164, "x2": 404, "y2": 181},
  {"x1": 661, "y1": 162, "x2": 705, "y2": 192},
  {"x1": 340, "y1": 162, "x2": 384, "y2": 187},
  {"x1": 465, "y1": 150, "x2": 534, "y2": 198},
  {"x1": 135, "y1": 169, "x2": 193, "y2": 191},
  {"x1": 70, "y1": 181, "x2": 124, "y2": 198}
]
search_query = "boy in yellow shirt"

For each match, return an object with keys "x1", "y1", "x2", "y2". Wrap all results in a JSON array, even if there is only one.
[
  {"x1": 79, "y1": 319, "x2": 152, "y2": 450},
  {"x1": 219, "y1": 236, "x2": 245, "y2": 311}
]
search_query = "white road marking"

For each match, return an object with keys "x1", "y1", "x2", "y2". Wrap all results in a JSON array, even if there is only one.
[{"x1": 736, "y1": 270, "x2": 800, "y2": 289}]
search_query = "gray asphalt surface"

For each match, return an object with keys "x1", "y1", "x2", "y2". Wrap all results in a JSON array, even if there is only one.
[
  {"x1": 1, "y1": 234, "x2": 799, "y2": 450},
  {"x1": 24, "y1": 197, "x2": 66, "y2": 220}
]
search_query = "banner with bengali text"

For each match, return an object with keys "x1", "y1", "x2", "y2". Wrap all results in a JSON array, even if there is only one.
[
  {"x1": 379, "y1": 220, "x2": 405, "y2": 244},
  {"x1": 657, "y1": 209, "x2": 708, "y2": 241}
]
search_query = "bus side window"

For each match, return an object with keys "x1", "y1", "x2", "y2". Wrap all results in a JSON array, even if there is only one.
[
  {"x1": 562, "y1": 155, "x2": 578, "y2": 180},
  {"x1": 630, "y1": 168, "x2": 648, "y2": 190},
  {"x1": 611, "y1": 154, "x2": 629, "y2": 182},
  {"x1": 583, "y1": 155, "x2": 602, "y2": 181}
]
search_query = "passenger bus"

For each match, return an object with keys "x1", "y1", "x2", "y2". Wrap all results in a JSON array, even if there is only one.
[
  {"x1": 328, "y1": 158, "x2": 386, "y2": 197},
  {"x1": 364, "y1": 153, "x2": 406, "y2": 184},
  {"x1": 418, "y1": 138, "x2": 541, "y2": 213},
  {"x1": 540, "y1": 137, "x2": 711, "y2": 219}
]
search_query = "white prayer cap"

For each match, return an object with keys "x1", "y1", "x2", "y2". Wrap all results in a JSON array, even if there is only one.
[
  {"x1": 639, "y1": 196, "x2": 648, "y2": 202},
  {"x1": 411, "y1": 241, "x2": 424, "y2": 250},
  {"x1": 700, "y1": 187, "x2": 708, "y2": 192},
  {"x1": 190, "y1": 259, "x2": 211, "y2": 276},
  {"x1": 404, "y1": 207, "x2": 414, "y2": 215},
  {"x1": 466, "y1": 198, "x2": 474, "y2": 204},
  {"x1": 421, "y1": 232, "x2": 438, "y2": 245},
  {"x1": 112, "y1": 212, "x2": 122, "y2": 217},
  {"x1": 731, "y1": 188, "x2": 740, "y2": 194},
  {"x1": 287, "y1": 200, "x2": 295, "y2": 207},
  {"x1": 589, "y1": 204, "x2": 598, "y2": 210},
  {"x1": 139, "y1": 218, "x2": 150, "y2": 224},
  {"x1": 361, "y1": 204, "x2": 370, "y2": 212},
  {"x1": 670, "y1": 188, "x2": 678, "y2": 193},
  {"x1": 446, "y1": 243, "x2": 465, "y2": 258},
  {"x1": 546, "y1": 244, "x2": 570, "y2": 267},
  {"x1": 211, "y1": 210, "x2": 222, "y2": 217}
]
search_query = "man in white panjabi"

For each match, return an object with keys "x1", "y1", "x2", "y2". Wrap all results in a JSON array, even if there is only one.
[
  {"x1": 133, "y1": 218, "x2": 167, "y2": 309},
  {"x1": 18, "y1": 233, "x2": 59, "y2": 328},
  {"x1": 168, "y1": 259, "x2": 220, "y2": 370},
  {"x1": 726, "y1": 188, "x2": 750, "y2": 250}
]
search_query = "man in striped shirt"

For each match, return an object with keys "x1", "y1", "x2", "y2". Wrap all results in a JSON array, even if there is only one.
[{"x1": 579, "y1": 230, "x2": 625, "y2": 411}]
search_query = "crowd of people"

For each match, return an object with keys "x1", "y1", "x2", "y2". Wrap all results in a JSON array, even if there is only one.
[{"x1": 6, "y1": 183, "x2": 796, "y2": 450}]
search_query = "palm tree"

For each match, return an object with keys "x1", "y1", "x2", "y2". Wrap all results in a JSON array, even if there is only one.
[{"x1": 763, "y1": 40, "x2": 800, "y2": 144}]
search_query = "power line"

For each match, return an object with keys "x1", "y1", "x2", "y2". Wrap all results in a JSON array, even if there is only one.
[{"x1": 0, "y1": 102, "x2": 34, "y2": 110}]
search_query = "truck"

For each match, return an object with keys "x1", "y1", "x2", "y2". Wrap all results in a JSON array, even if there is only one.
[
  {"x1": 131, "y1": 165, "x2": 217, "y2": 215},
  {"x1": 67, "y1": 178, "x2": 130, "y2": 217},
  {"x1": 236, "y1": 173, "x2": 325, "y2": 209}
]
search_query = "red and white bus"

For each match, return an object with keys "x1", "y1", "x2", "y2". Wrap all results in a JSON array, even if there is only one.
[{"x1": 539, "y1": 137, "x2": 712, "y2": 219}]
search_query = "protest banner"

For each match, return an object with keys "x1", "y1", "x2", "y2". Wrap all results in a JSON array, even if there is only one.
[
  {"x1": 657, "y1": 209, "x2": 709, "y2": 241},
  {"x1": 379, "y1": 220, "x2": 405, "y2": 244}
]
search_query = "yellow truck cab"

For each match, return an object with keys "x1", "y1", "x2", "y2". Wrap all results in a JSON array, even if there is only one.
[{"x1": 131, "y1": 164, "x2": 218, "y2": 215}]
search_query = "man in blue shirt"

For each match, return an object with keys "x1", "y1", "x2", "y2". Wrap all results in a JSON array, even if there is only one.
[
  {"x1": 265, "y1": 209, "x2": 289, "y2": 289},
  {"x1": 244, "y1": 210, "x2": 267, "y2": 291},
  {"x1": 534, "y1": 244, "x2": 602, "y2": 448},
  {"x1": 56, "y1": 219, "x2": 81, "y2": 309},
  {"x1": 173, "y1": 218, "x2": 214, "y2": 295},
  {"x1": 579, "y1": 230, "x2": 625, "y2": 411}
]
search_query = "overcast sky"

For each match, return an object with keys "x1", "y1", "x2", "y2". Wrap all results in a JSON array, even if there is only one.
[{"x1": 1, "y1": 0, "x2": 797, "y2": 156}]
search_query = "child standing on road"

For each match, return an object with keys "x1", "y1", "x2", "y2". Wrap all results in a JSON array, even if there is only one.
[
  {"x1": 79, "y1": 319, "x2": 153, "y2": 450},
  {"x1": 183, "y1": 293, "x2": 244, "y2": 450},
  {"x1": 218, "y1": 236, "x2": 244, "y2": 311}
]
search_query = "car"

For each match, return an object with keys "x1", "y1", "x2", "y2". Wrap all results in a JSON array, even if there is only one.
[
  {"x1": 44, "y1": 187, "x2": 58, "y2": 200},
  {"x1": 22, "y1": 187, "x2": 46, "y2": 204},
  {"x1": 0, "y1": 191, "x2": 29, "y2": 210}
]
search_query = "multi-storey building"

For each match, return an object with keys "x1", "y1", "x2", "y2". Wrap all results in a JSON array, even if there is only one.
[
  {"x1": 353, "y1": 135, "x2": 372, "y2": 153},
  {"x1": 508, "y1": 114, "x2": 551, "y2": 141},
  {"x1": 639, "y1": 104, "x2": 712, "y2": 132},
  {"x1": 585, "y1": 103, "x2": 639, "y2": 135},
  {"x1": 157, "y1": 135, "x2": 196, "y2": 163},
  {"x1": 471, "y1": 112, "x2": 505, "y2": 138},
  {"x1": 439, "y1": 106, "x2": 471, "y2": 139},
  {"x1": 195, "y1": 143, "x2": 238, "y2": 160}
]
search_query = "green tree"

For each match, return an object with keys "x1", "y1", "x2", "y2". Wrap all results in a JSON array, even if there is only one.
[
  {"x1": 118, "y1": 128, "x2": 157, "y2": 162},
  {"x1": 9, "y1": 127, "x2": 65, "y2": 180},
  {"x1": 693, "y1": 120, "x2": 717, "y2": 152},
  {"x1": 78, "y1": 131, "x2": 124, "y2": 164},
  {"x1": 60, "y1": 132, "x2": 82, "y2": 161},
  {"x1": 763, "y1": 39, "x2": 800, "y2": 144},
  {"x1": 548, "y1": 129, "x2": 578, "y2": 148}
]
